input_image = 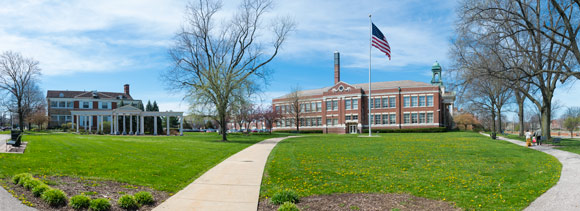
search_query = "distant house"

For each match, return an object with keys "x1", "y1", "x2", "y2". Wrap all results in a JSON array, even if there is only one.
[{"x1": 46, "y1": 84, "x2": 142, "y2": 128}]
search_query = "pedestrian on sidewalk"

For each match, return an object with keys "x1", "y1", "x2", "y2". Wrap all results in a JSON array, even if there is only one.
[{"x1": 525, "y1": 130, "x2": 532, "y2": 147}]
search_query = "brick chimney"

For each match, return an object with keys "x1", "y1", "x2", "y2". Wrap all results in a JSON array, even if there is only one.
[
  {"x1": 334, "y1": 51, "x2": 340, "y2": 84},
  {"x1": 124, "y1": 84, "x2": 130, "y2": 96}
]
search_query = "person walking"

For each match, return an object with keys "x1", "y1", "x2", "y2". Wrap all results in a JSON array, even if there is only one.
[{"x1": 525, "y1": 130, "x2": 532, "y2": 147}]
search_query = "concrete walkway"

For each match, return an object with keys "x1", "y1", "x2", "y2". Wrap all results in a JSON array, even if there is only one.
[
  {"x1": 153, "y1": 136, "x2": 297, "y2": 211},
  {"x1": 481, "y1": 133, "x2": 580, "y2": 210},
  {"x1": 0, "y1": 134, "x2": 36, "y2": 211}
]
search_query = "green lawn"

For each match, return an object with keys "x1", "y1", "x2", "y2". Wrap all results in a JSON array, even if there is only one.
[
  {"x1": 0, "y1": 132, "x2": 286, "y2": 192},
  {"x1": 261, "y1": 132, "x2": 561, "y2": 210}
]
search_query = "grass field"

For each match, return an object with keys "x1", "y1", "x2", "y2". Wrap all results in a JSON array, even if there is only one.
[
  {"x1": 261, "y1": 132, "x2": 561, "y2": 210},
  {"x1": 0, "y1": 132, "x2": 286, "y2": 192}
]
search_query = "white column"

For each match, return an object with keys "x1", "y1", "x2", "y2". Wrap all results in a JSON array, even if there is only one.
[
  {"x1": 129, "y1": 114, "x2": 133, "y2": 135},
  {"x1": 122, "y1": 114, "x2": 126, "y2": 135},
  {"x1": 88, "y1": 115, "x2": 92, "y2": 133},
  {"x1": 450, "y1": 103, "x2": 454, "y2": 116},
  {"x1": 154, "y1": 116, "x2": 158, "y2": 135},
  {"x1": 166, "y1": 116, "x2": 170, "y2": 136},
  {"x1": 179, "y1": 116, "x2": 183, "y2": 136},
  {"x1": 140, "y1": 115, "x2": 145, "y2": 135},
  {"x1": 135, "y1": 115, "x2": 139, "y2": 135},
  {"x1": 100, "y1": 115, "x2": 104, "y2": 133},
  {"x1": 76, "y1": 115, "x2": 79, "y2": 133},
  {"x1": 110, "y1": 115, "x2": 114, "y2": 135}
]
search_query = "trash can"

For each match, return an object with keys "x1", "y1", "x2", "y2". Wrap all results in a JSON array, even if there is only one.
[{"x1": 491, "y1": 132, "x2": 496, "y2": 140}]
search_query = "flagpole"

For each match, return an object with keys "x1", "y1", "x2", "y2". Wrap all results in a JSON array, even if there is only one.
[{"x1": 368, "y1": 14, "x2": 372, "y2": 137}]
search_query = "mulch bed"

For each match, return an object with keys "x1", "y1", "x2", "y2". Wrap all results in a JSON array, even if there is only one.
[
  {"x1": 258, "y1": 193, "x2": 460, "y2": 211},
  {"x1": 2, "y1": 176, "x2": 170, "y2": 211}
]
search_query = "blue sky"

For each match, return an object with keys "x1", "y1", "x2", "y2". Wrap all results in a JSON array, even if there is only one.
[{"x1": 1, "y1": 0, "x2": 578, "y2": 117}]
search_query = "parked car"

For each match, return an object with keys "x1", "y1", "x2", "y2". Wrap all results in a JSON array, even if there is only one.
[
  {"x1": 250, "y1": 129, "x2": 259, "y2": 133},
  {"x1": 205, "y1": 129, "x2": 217, "y2": 133}
]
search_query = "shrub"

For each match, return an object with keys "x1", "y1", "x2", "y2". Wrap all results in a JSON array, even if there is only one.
[
  {"x1": 90, "y1": 198, "x2": 111, "y2": 211},
  {"x1": 17, "y1": 174, "x2": 34, "y2": 186},
  {"x1": 274, "y1": 130, "x2": 323, "y2": 134},
  {"x1": 118, "y1": 194, "x2": 140, "y2": 210},
  {"x1": 134, "y1": 191, "x2": 154, "y2": 205},
  {"x1": 23, "y1": 178, "x2": 42, "y2": 190},
  {"x1": 70, "y1": 194, "x2": 91, "y2": 210},
  {"x1": 12, "y1": 173, "x2": 32, "y2": 185},
  {"x1": 32, "y1": 184, "x2": 51, "y2": 197},
  {"x1": 278, "y1": 202, "x2": 300, "y2": 211},
  {"x1": 271, "y1": 190, "x2": 299, "y2": 205},
  {"x1": 41, "y1": 188, "x2": 67, "y2": 207},
  {"x1": 362, "y1": 127, "x2": 447, "y2": 133}
]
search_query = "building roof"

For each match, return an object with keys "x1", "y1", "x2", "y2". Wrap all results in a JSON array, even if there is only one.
[
  {"x1": 47, "y1": 90, "x2": 134, "y2": 100},
  {"x1": 274, "y1": 80, "x2": 434, "y2": 99}
]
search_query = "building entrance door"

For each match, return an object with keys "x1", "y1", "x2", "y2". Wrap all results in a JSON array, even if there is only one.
[{"x1": 348, "y1": 124, "x2": 357, "y2": 134}]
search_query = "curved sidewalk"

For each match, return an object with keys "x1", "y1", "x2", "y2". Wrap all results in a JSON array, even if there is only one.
[
  {"x1": 482, "y1": 133, "x2": 580, "y2": 210},
  {"x1": 153, "y1": 136, "x2": 297, "y2": 211}
]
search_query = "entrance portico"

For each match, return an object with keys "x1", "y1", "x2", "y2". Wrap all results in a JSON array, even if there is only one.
[{"x1": 71, "y1": 105, "x2": 184, "y2": 136}]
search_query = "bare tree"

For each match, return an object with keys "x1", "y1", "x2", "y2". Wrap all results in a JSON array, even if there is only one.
[
  {"x1": 257, "y1": 105, "x2": 281, "y2": 134},
  {"x1": 456, "y1": 0, "x2": 578, "y2": 140},
  {"x1": 164, "y1": 0, "x2": 295, "y2": 141},
  {"x1": 287, "y1": 86, "x2": 303, "y2": 132},
  {"x1": 0, "y1": 51, "x2": 42, "y2": 131}
]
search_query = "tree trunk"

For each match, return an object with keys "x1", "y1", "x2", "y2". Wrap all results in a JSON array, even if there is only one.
[
  {"x1": 219, "y1": 113, "x2": 228, "y2": 141},
  {"x1": 518, "y1": 100, "x2": 525, "y2": 137},
  {"x1": 491, "y1": 105, "x2": 496, "y2": 134},
  {"x1": 497, "y1": 108, "x2": 502, "y2": 134},
  {"x1": 541, "y1": 105, "x2": 551, "y2": 141}
]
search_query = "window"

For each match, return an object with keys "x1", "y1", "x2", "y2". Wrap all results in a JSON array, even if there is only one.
[
  {"x1": 100, "y1": 102, "x2": 109, "y2": 109},
  {"x1": 353, "y1": 115, "x2": 358, "y2": 120},
  {"x1": 427, "y1": 113, "x2": 434, "y2": 123},
  {"x1": 389, "y1": 97, "x2": 396, "y2": 108},
  {"x1": 404, "y1": 114, "x2": 410, "y2": 124},
  {"x1": 427, "y1": 96, "x2": 434, "y2": 106},
  {"x1": 275, "y1": 106, "x2": 280, "y2": 112},
  {"x1": 333, "y1": 118, "x2": 338, "y2": 125},
  {"x1": 346, "y1": 115, "x2": 351, "y2": 120},
  {"x1": 419, "y1": 96, "x2": 426, "y2": 107},
  {"x1": 281, "y1": 106, "x2": 286, "y2": 113},
  {"x1": 82, "y1": 101, "x2": 90, "y2": 109},
  {"x1": 411, "y1": 96, "x2": 418, "y2": 107},
  {"x1": 317, "y1": 102, "x2": 322, "y2": 112},
  {"x1": 311, "y1": 102, "x2": 316, "y2": 112},
  {"x1": 412, "y1": 113, "x2": 418, "y2": 123},
  {"x1": 305, "y1": 118, "x2": 310, "y2": 126},
  {"x1": 326, "y1": 118, "x2": 332, "y2": 126},
  {"x1": 353, "y1": 99, "x2": 358, "y2": 109},
  {"x1": 50, "y1": 101, "x2": 57, "y2": 108},
  {"x1": 389, "y1": 114, "x2": 396, "y2": 124},
  {"x1": 317, "y1": 117, "x2": 322, "y2": 126},
  {"x1": 59, "y1": 101, "x2": 65, "y2": 107},
  {"x1": 373, "y1": 98, "x2": 380, "y2": 108},
  {"x1": 345, "y1": 99, "x2": 351, "y2": 110},
  {"x1": 382, "y1": 114, "x2": 388, "y2": 124},
  {"x1": 369, "y1": 99, "x2": 373, "y2": 109},
  {"x1": 382, "y1": 98, "x2": 388, "y2": 108},
  {"x1": 419, "y1": 113, "x2": 426, "y2": 123},
  {"x1": 332, "y1": 100, "x2": 338, "y2": 110},
  {"x1": 326, "y1": 101, "x2": 332, "y2": 111},
  {"x1": 369, "y1": 115, "x2": 374, "y2": 125},
  {"x1": 404, "y1": 97, "x2": 410, "y2": 107},
  {"x1": 67, "y1": 102, "x2": 73, "y2": 108},
  {"x1": 374, "y1": 115, "x2": 381, "y2": 124}
]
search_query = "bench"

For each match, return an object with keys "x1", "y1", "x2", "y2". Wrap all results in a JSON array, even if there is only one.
[
  {"x1": 553, "y1": 138, "x2": 561, "y2": 144},
  {"x1": 6, "y1": 130, "x2": 22, "y2": 149}
]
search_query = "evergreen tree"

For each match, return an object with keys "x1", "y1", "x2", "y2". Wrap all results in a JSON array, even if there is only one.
[{"x1": 146, "y1": 100, "x2": 152, "y2": 111}]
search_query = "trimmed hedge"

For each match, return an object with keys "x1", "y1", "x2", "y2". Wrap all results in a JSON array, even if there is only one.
[
  {"x1": 362, "y1": 127, "x2": 447, "y2": 133},
  {"x1": 70, "y1": 194, "x2": 91, "y2": 210},
  {"x1": 90, "y1": 198, "x2": 111, "y2": 211},
  {"x1": 274, "y1": 130, "x2": 323, "y2": 134},
  {"x1": 118, "y1": 194, "x2": 140, "y2": 210},
  {"x1": 278, "y1": 202, "x2": 300, "y2": 211},
  {"x1": 41, "y1": 189, "x2": 67, "y2": 207},
  {"x1": 271, "y1": 190, "x2": 299, "y2": 205},
  {"x1": 134, "y1": 191, "x2": 154, "y2": 205}
]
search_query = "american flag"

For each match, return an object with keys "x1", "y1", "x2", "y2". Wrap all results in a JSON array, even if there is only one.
[{"x1": 372, "y1": 23, "x2": 391, "y2": 60}]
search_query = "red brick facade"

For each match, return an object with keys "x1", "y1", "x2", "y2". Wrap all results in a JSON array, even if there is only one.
[{"x1": 271, "y1": 52, "x2": 455, "y2": 134}]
